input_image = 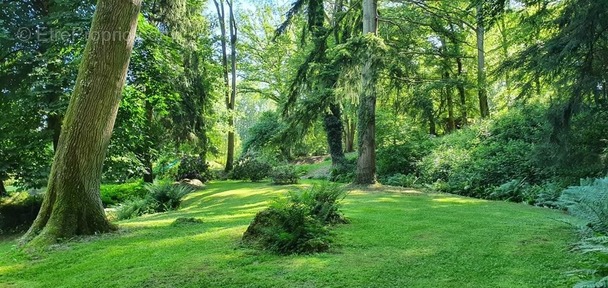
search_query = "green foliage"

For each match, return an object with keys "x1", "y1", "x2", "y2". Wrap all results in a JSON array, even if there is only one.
[
  {"x1": 329, "y1": 158, "x2": 356, "y2": 183},
  {"x1": 381, "y1": 173, "x2": 420, "y2": 188},
  {"x1": 376, "y1": 132, "x2": 434, "y2": 177},
  {"x1": 270, "y1": 165, "x2": 299, "y2": 185},
  {"x1": 230, "y1": 153, "x2": 273, "y2": 182},
  {"x1": 242, "y1": 203, "x2": 331, "y2": 254},
  {"x1": 177, "y1": 155, "x2": 212, "y2": 182},
  {"x1": 145, "y1": 181, "x2": 196, "y2": 211},
  {"x1": 115, "y1": 181, "x2": 196, "y2": 220},
  {"x1": 242, "y1": 182, "x2": 347, "y2": 254},
  {"x1": 0, "y1": 192, "x2": 43, "y2": 234},
  {"x1": 115, "y1": 197, "x2": 157, "y2": 221},
  {"x1": 416, "y1": 108, "x2": 556, "y2": 199},
  {"x1": 561, "y1": 178, "x2": 608, "y2": 288},
  {"x1": 100, "y1": 181, "x2": 147, "y2": 207},
  {"x1": 559, "y1": 178, "x2": 608, "y2": 234},
  {"x1": 171, "y1": 217, "x2": 204, "y2": 227},
  {"x1": 290, "y1": 183, "x2": 348, "y2": 225}
]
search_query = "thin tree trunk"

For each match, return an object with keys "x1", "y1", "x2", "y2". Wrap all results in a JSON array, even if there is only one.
[
  {"x1": 21, "y1": 0, "x2": 141, "y2": 247},
  {"x1": 355, "y1": 0, "x2": 378, "y2": 184},
  {"x1": 225, "y1": 0, "x2": 237, "y2": 172},
  {"x1": 476, "y1": 4, "x2": 489, "y2": 118},
  {"x1": 143, "y1": 100, "x2": 154, "y2": 183},
  {"x1": 344, "y1": 115, "x2": 355, "y2": 153},
  {"x1": 0, "y1": 179, "x2": 7, "y2": 197},
  {"x1": 456, "y1": 57, "x2": 467, "y2": 126},
  {"x1": 213, "y1": 0, "x2": 232, "y2": 171},
  {"x1": 445, "y1": 71, "x2": 455, "y2": 133}
]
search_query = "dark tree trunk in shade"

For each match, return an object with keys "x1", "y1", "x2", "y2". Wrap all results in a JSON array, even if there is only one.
[
  {"x1": 22, "y1": 0, "x2": 141, "y2": 247},
  {"x1": 324, "y1": 104, "x2": 346, "y2": 167},
  {"x1": 0, "y1": 179, "x2": 7, "y2": 197}
]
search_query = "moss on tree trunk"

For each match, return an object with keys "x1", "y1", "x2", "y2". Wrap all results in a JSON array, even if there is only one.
[
  {"x1": 21, "y1": 0, "x2": 141, "y2": 247},
  {"x1": 355, "y1": 0, "x2": 379, "y2": 184}
]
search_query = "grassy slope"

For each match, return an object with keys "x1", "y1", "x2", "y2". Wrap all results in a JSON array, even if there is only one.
[{"x1": 0, "y1": 181, "x2": 584, "y2": 287}]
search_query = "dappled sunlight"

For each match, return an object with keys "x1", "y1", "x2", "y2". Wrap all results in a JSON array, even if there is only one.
[{"x1": 432, "y1": 197, "x2": 486, "y2": 205}]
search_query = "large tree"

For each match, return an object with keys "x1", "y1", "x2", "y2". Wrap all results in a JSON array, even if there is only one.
[
  {"x1": 22, "y1": 0, "x2": 142, "y2": 247},
  {"x1": 355, "y1": 0, "x2": 379, "y2": 184}
]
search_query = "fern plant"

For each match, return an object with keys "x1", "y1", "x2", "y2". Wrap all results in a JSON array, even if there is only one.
[{"x1": 559, "y1": 177, "x2": 608, "y2": 234}]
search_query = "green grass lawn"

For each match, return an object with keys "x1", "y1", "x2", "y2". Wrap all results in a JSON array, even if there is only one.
[{"x1": 0, "y1": 181, "x2": 585, "y2": 287}]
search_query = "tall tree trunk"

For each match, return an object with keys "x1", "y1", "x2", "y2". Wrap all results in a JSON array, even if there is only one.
[
  {"x1": 344, "y1": 115, "x2": 355, "y2": 153},
  {"x1": 213, "y1": 0, "x2": 232, "y2": 171},
  {"x1": 0, "y1": 179, "x2": 7, "y2": 197},
  {"x1": 225, "y1": 0, "x2": 237, "y2": 172},
  {"x1": 445, "y1": 71, "x2": 456, "y2": 133},
  {"x1": 143, "y1": 100, "x2": 154, "y2": 183},
  {"x1": 456, "y1": 57, "x2": 467, "y2": 126},
  {"x1": 476, "y1": 4, "x2": 489, "y2": 118},
  {"x1": 21, "y1": 0, "x2": 141, "y2": 247},
  {"x1": 308, "y1": 0, "x2": 346, "y2": 168},
  {"x1": 324, "y1": 104, "x2": 346, "y2": 167},
  {"x1": 355, "y1": 0, "x2": 378, "y2": 184}
]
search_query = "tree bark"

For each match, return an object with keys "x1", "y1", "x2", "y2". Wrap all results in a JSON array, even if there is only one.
[
  {"x1": 476, "y1": 4, "x2": 489, "y2": 118},
  {"x1": 355, "y1": 0, "x2": 378, "y2": 184},
  {"x1": 456, "y1": 57, "x2": 467, "y2": 126},
  {"x1": 344, "y1": 115, "x2": 355, "y2": 153},
  {"x1": 0, "y1": 179, "x2": 7, "y2": 197},
  {"x1": 445, "y1": 71, "x2": 456, "y2": 133},
  {"x1": 143, "y1": 100, "x2": 154, "y2": 183},
  {"x1": 324, "y1": 104, "x2": 346, "y2": 167},
  {"x1": 225, "y1": 0, "x2": 237, "y2": 172},
  {"x1": 21, "y1": 0, "x2": 141, "y2": 247}
]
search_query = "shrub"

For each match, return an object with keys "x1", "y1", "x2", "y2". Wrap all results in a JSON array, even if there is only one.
[
  {"x1": 376, "y1": 133, "x2": 434, "y2": 177},
  {"x1": 291, "y1": 182, "x2": 348, "y2": 225},
  {"x1": 115, "y1": 181, "x2": 195, "y2": 220},
  {"x1": 171, "y1": 217, "x2": 204, "y2": 226},
  {"x1": 559, "y1": 177, "x2": 608, "y2": 234},
  {"x1": 115, "y1": 197, "x2": 157, "y2": 220},
  {"x1": 242, "y1": 182, "x2": 347, "y2": 254},
  {"x1": 242, "y1": 203, "x2": 330, "y2": 254},
  {"x1": 230, "y1": 153, "x2": 272, "y2": 182},
  {"x1": 100, "y1": 181, "x2": 147, "y2": 207},
  {"x1": 0, "y1": 192, "x2": 43, "y2": 234},
  {"x1": 381, "y1": 173, "x2": 420, "y2": 188},
  {"x1": 329, "y1": 158, "x2": 356, "y2": 183},
  {"x1": 558, "y1": 178, "x2": 608, "y2": 288},
  {"x1": 270, "y1": 165, "x2": 299, "y2": 185},
  {"x1": 146, "y1": 181, "x2": 196, "y2": 211},
  {"x1": 177, "y1": 155, "x2": 212, "y2": 182}
]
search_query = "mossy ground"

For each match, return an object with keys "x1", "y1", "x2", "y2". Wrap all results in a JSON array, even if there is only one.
[{"x1": 0, "y1": 180, "x2": 586, "y2": 287}]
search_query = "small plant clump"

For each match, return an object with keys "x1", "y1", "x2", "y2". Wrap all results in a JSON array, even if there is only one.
[
  {"x1": 242, "y1": 182, "x2": 347, "y2": 254},
  {"x1": 270, "y1": 165, "x2": 299, "y2": 185},
  {"x1": 171, "y1": 217, "x2": 204, "y2": 226},
  {"x1": 115, "y1": 181, "x2": 196, "y2": 220}
]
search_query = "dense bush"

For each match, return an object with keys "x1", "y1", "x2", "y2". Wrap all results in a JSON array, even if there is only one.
[
  {"x1": 376, "y1": 133, "x2": 434, "y2": 177},
  {"x1": 230, "y1": 152, "x2": 272, "y2": 182},
  {"x1": 177, "y1": 155, "x2": 212, "y2": 182},
  {"x1": 100, "y1": 181, "x2": 147, "y2": 207},
  {"x1": 0, "y1": 192, "x2": 42, "y2": 234},
  {"x1": 270, "y1": 165, "x2": 299, "y2": 185},
  {"x1": 242, "y1": 183, "x2": 347, "y2": 254},
  {"x1": 115, "y1": 181, "x2": 195, "y2": 220}
]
